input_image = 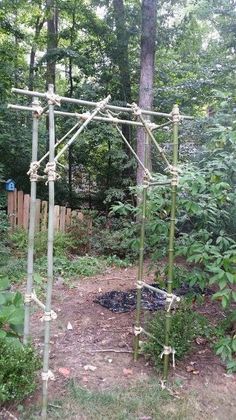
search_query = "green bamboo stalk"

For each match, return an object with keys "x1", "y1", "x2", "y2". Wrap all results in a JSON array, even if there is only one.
[
  {"x1": 138, "y1": 113, "x2": 171, "y2": 168},
  {"x1": 23, "y1": 97, "x2": 40, "y2": 345},
  {"x1": 41, "y1": 85, "x2": 56, "y2": 420},
  {"x1": 134, "y1": 128, "x2": 149, "y2": 360},
  {"x1": 163, "y1": 104, "x2": 180, "y2": 380}
]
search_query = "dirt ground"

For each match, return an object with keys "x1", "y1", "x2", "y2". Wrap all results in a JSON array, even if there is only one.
[{"x1": 8, "y1": 264, "x2": 236, "y2": 419}]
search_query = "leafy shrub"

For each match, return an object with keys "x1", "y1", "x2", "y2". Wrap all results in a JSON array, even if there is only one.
[
  {"x1": 92, "y1": 226, "x2": 138, "y2": 260},
  {"x1": 1, "y1": 258, "x2": 26, "y2": 283},
  {"x1": 0, "y1": 276, "x2": 24, "y2": 340},
  {"x1": 105, "y1": 255, "x2": 132, "y2": 268},
  {"x1": 35, "y1": 255, "x2": 104, "y2": 279},
  {"x1": 0, "y1": 337, "x2": 41, "y2": 403},
  {"x1": 11, "y1": 229, "x2": 75, "y2": 258},
  {"x1": 212, "y1": 311, "x2": 236, "y2": 373},
  {"x1": 0, "y1": 211, "x2": 10, "y2": 267},
  {"x1": 143, "y1": 304, "x2": 212, "y2": 366}
]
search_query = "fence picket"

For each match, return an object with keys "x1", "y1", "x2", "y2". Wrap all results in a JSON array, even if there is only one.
[
  {"x1": 17, "y1": 190, "x2": 24, "y2": 227},
  {"x1": 59, "y1": 206, "x2": 66, "y2": 232},
  {"x1": 23, "y1": 194, "x2": 30, "y2": 229},
  {"x1": 54, "y1": 205, "x2": 60, "y2": 231},
  {"x1": 7, "y1": 190, "x2": 91, "y2": 233}
]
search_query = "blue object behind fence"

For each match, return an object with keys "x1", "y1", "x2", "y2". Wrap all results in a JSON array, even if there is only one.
[{"x1": 5, "y1": 179, "x2": 16, "y2": 192}]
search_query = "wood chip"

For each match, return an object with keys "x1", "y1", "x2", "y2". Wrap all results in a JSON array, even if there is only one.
[
  {"x1": 123, "y1": 368, "x2": 133, "y2": 376},
  {"x1": 58, "y1": 367, "x2": 70, "y2": 377}
]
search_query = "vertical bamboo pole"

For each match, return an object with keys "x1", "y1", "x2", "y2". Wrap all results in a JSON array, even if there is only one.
[
  {"x1": 134, "y1": 127, "x2": 149, "y2": 360},
  {"x1": 163, "y1": 104, "x2": 180, "y2": 380},
  {"x1": 23, "y1": 97, "x2": 40, "y2": 344},
  {"x1": 41, "y1": 84, "x2": 56, "y2": 419}
]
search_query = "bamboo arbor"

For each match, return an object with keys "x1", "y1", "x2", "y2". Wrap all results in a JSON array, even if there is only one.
[{"x1": 8, "y1": 86, "x2": 193, "y2": 418}]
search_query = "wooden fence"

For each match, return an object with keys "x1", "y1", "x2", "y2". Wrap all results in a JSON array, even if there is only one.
[{"x1": 7, "y1": 189, "x2": 89, "y2": 232}]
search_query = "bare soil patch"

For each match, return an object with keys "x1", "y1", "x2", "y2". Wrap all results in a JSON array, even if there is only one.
[{"x1": 12, "y1": 264, "x2": 236, "y2": 418}]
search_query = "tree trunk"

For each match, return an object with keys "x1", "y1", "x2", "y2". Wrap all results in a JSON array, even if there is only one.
[
  {"x1": 68, "y1": 9, "x2": 76, "y2": 205},
  {"x1": 113, "y1": 0, "x2": 133, "y2": 180},
  {"x1": 46, "y1": 0, "x2": 58, "y2": 88},
  {"x1": 113, "y1": 0, "x2": 132, "y2": 104},
  {"x1": 29, "y1": 16, "x2": 45, "y2": 90},
  {"x1": 136, "y1": 0, "x2": 157, "y2": 185}
]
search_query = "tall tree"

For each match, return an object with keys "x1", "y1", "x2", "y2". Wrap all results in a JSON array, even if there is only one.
[
  {"x1": 46, "y1": 0, "x2": 58, "y2": 88},
  {"x1": 136, "y1": 0, "x2": 157, "y2": 185},
  {"x1": 112, "y1": 0, "x2": 132, "y2": 103}
]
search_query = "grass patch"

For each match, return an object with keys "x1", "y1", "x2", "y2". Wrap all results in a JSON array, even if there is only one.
[{"x1": 21, "y1": 380, "x2": 189, "y2": 419}]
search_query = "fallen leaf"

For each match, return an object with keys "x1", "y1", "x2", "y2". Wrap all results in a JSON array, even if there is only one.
[
  {"x1": 123, "y1": 368, "x2": 133, "y2": 376},
  {"x1": 198, "y1": 349, "x2": 208, "y2": 354},
  {"x1": 186, "y1": 365, "x2": 195, "y2": 372},
  {"x1": 196, "y1": 336, "x2": 207, "y2": 345},
  {"x1": 58, "y1": 367, "x2": 70, "y2": 377},
  {"x1": 192, "y1": 370, "x2": 200, "y2": 375}
]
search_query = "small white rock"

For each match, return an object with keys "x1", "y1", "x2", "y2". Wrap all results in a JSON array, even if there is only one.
[
  {"x1": 84, "y1": 365, "x2": 97, "y2": 371},
  {"x1": 67, "y1": 322, "x2": 73, "y2": 330}
]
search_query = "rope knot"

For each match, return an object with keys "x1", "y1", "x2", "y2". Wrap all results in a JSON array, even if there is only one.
[
  {"x1": 44, "y1": 162, "x2": 61, "y2": 184},
  {"x1": 160, "y1": 345, "x2": 176, "y2": 368},
  {"x1": 41, "y1": 370, "x2": 55, "y2": 382},
  {"x1": 41, "y1": 310, "x2": 57, "y2": 322},
  {"x1": 97, "y1": 95, "x2": 111, "y2": 111},
  {"x1": 136, "y1": 281, "x2": 143, "y2": 289},
  {"x1": 134, "y1": 326, "x2": 143, "y2": 336},
  {"x1": 131, "y1": 103, "x2": 142, "y2": 116},
  {"x1": 27, "y1": 161, "x2": 40, "y2": 181},
  {"x1": 165, "y1": 293, "x2": 180, "y2": 312},
  {"x1": 24, "y1": 293, "x2": 32, "y2": 304},
  {"x1": 46, "y1": 92, "x2": 61, "y2": 106}
]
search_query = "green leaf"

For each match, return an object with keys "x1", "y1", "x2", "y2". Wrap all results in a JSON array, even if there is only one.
[
  {"x1": 0, "y1": 276, "x2": 10, "y2": 291},
  {"x1": 0, "y1": 330, "x2": 6, "y2": 338},
  {"x1": 226, "y1": 272, "x2": 236, "y2": 284},
  {"x1": 222, "y1": 296, "x2": 229, "y2": 309}
]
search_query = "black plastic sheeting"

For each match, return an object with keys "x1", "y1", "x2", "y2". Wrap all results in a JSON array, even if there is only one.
[{"x1": 94, "y1": 283, "x2": 212, "y2": 313}]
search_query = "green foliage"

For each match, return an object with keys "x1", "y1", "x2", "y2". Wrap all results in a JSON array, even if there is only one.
[
  {"x1": 0, "y1": 276, "x2": 24, "y2": 341},
  {"x1": 212, "y1": 311, "x2": 236, "y2": 373},
  {"x1": 11, "y1": 229, "x2": 75, "y2": 258},
  {"x1": 35, "y1": 255, "x2": 104, "y2": 281},
  {"x1": 105, "y1": 255, "x2": 132, "y2": 268},
  {"x1": 215, "y1": 336, "x2": 236, "y2": 373},
  {"x1": 0, "y1": 210, "x2": 10, "y2": 268},
  {"x1": 0, "y1": 337, "x2": 41, "y2": 403},
  {"x1": 1, "y1": 258, "x2": 26, "y2": 283},
  {"x1": 143, "y1": 304, "x2": 213, "y2": 366}
]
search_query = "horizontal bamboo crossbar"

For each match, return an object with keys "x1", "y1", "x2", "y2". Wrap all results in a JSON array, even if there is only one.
[{"x1": 11, "y1": 88, "x2": 194, "y2": 120}]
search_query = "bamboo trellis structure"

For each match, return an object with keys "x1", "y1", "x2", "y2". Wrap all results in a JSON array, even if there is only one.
[{"x1": 8, "y1": 86, "x2": 193, "y2": 419}]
